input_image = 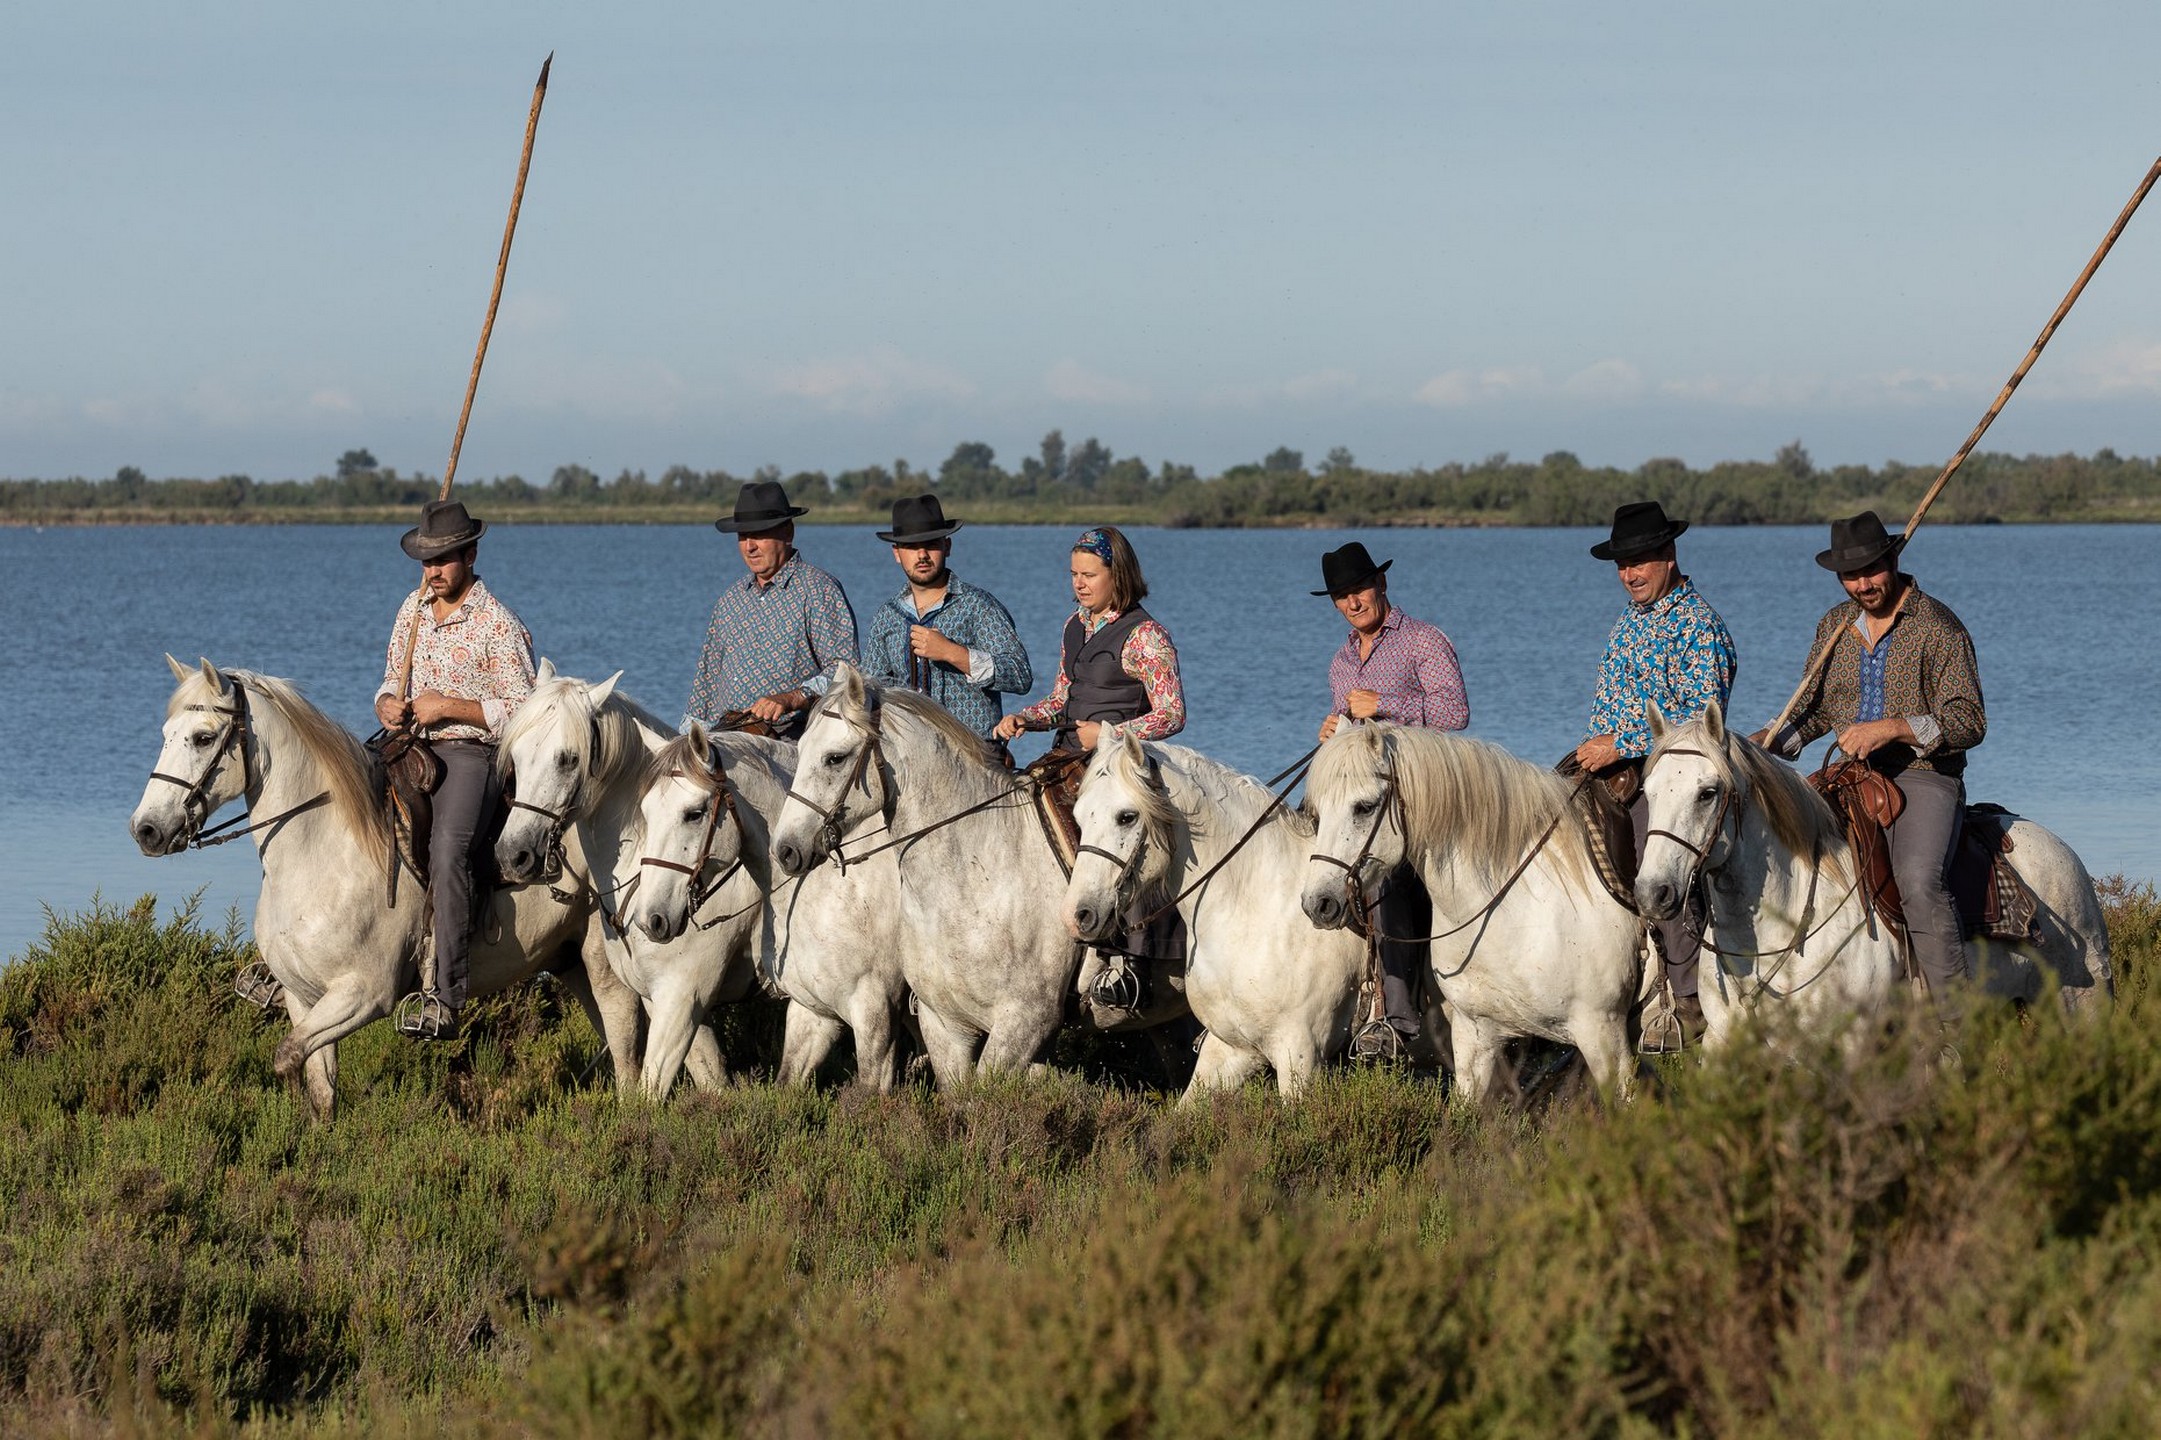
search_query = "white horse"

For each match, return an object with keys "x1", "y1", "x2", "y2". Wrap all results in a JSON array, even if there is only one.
[
  {"x1": 625, "y1": 726, "x2": 913, "y2": 1091},
  {"x1": 493, "y1": 666, "x2": 749, "y2": 1097},
  {"x1": 1064, "y1": 731, "x2": 1366, "y2": 1098},
  {"x1": 1301, "y1": 722, "x2": 1648, "y2": 1105},
  {"x1": 769, "y1": 665, "x2": 1084, "y2": 1086},
  {"x1": 130, "y1": 658, "x2": 637, "y2": 1118},
  {"x1": 1636, "y1": 700, "x2": 2112, "y2": 1043}
]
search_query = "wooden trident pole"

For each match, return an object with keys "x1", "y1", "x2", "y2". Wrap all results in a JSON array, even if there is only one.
[
  {"x1": 393, "y1": 54, "x2": 553, "y2": 716},
  {"x1": 1764, "y1": 153, "x2": 2161, "y2": 742}
]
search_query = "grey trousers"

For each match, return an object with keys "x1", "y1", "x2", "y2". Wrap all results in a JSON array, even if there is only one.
[
  {"x1": 1377, "y1": 864, "x2": 1431, "y2": 1036},
  {"x1": 428, "y1": 740, "x2": 500, "y2": 1008},
  {"x1": 1629, "y1": 792, "x2": 1703, "y2": 998},
  {"x1": 1888, "y1": 768, "x2": 1967, "y2": 1019}
]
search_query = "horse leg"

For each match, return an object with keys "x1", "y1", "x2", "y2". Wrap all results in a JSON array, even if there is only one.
[
  {"x1": 1448, "y1": 1016, "x2": 1505, "y2": 1110},
  {"x1": 1266, "y1": 1036, "x2": 1324, "y2": 1100},
  {"x1": 778, "y1": 1003, "x2": 848, "y2": 1088},
  {"x1": 977, "y1": 1006, "x2": 1060, "y2": 1077},
  {"x1": 274, "y1": 974, "x2": 388, "y2": 1105},
  {"x1": 1182, "y1": 1031, "x2": 1265, "y2": 1102},
  {"x1": 564, "y1": 939, "x2": 646, "y2": 1088},
  {"x1": 913, "y1": 1001, "x2": 979, "y2": 1089},
  {"x1": 277, "y1": 988, "x2": 341, "y2": 1120},
  {"x1": 845, "y1": 988, "x2": 902, "y2": 1093},
  {"x1": 639, "y1": 976, "x2": 706, "y2": 1100},
  {"x1": 1571, "y1": 1014, "x2": 1635, "y2": 1105},
  {"x1": 684, "y1": 1024, "x2": 727, "y2": 1091}
]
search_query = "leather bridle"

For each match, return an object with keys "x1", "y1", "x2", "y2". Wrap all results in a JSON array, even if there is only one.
[
  {"x1": 636, "y1": 741, "x2": 752, "y2": 931},
  {"x1": 146, "y1": 683, "x2": 331, "y2": 850},
  {"x1": 782, "y1": 694, "x2": 891, "y2": 875}
]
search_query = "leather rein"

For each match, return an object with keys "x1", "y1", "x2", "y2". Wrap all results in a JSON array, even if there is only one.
[
  {"x1": 634, "y1": 742, "x2": 755, "y2": 931},
  {"x1": 146, "y1": 685, "x2": 331, "y2": 849}
]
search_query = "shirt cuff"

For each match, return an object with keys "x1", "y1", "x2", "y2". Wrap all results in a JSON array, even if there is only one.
[
  {"x1": 480, "y1": 698, "x2": 514, "y2": 738},
  {"x1": 964, "y1": 647, "x2": 993, "y2": 686},
  {"x1": 801, "y1": 673, "x2": 831, "y2": 698},
  {"x1": 1905, "y1": 715, "x2": 1943, "y2": 755},
  {"x1": 1768, "y1": 723, "x2": 1805, "y2": 760}
]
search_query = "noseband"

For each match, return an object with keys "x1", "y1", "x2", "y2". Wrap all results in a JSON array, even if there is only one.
[{"x1": 782, "y1": 696, "x2": 888, "y2": 874}]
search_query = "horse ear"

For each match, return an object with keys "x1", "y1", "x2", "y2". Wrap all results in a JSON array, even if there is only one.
[
  {"x1": 536, "y1": 656, "x2": 558, "y2": 683},
  {"x1": 588, "y1": 670, "x2": 623, "y2": 707},
  {"x1": 197, "y1": 657, "x2": 228, "y2": 695},
  {"x1": 686, "y1": 720, "x2": 711, "y2": 767},
  {"x1": 165, "y1": 653, "x2": 191, "y2": 683},
  {"x1": 837, "y1": 662, "x2": 865, "y2": 704},
  {"x1": 1703, "y1": 696, "x2": 1727, "y2": 744},
  {"x1": 1647, "y1": 700, "x2": 1669, "y2": 742}
]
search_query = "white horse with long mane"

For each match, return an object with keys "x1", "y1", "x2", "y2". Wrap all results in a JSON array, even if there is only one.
[
  {"x1": 1635, "y1": 700, "x2": 2112, "y2": 1043},
  {"x1": 1064, "y1": 732, "x2": 1366, "y2": 1097},
  {"x1": 624, "y1": 726, "x2": 912, "y2": 1091},
  {"x1": 493, "y1": 667, "x2": 751, "y2": 1097},
  {"x1": 130, "y1": 658, "x2": 638, "y2": 1117},
  {"x1": 769, "y1": 665, "x2": 1093, "y2": 1085},
  {"x1": 1301, "y1": 721, "x2": 1649, "y2": 1104}
]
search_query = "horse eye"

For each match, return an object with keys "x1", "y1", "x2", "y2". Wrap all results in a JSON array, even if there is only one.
[
  {"x1": 1352, "y1": 799, "x2": 1377, "y2": 817},
  {"x1": 683, "y1": 806, "x2": 705, "y2": 825},
  {"x1": 556, "y1": 750, "x2": 577, "y2": 770},
  {"x1": 823, "y1": 751, "x2": 849, "y2": 768},
  {"x1": 192, "y1": 733, "x2": 214, "y2": 748},
  {"x1": 1698, "y1": 784, "x2": 1720, "y2": 803},
  {"x1": 1116, "y1": 810, "x2": 1139, "y2": 827}
]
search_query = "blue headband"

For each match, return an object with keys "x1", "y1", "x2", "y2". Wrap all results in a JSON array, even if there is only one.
[{"x1": 1074, "y1": 528, "x2": 1116, "y2": 565}]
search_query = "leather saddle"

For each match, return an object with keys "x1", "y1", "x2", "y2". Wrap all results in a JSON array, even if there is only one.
[
  {"x1": 365, "y1": 731, "x2": 517, "y2": 913},
  {"x1": 1023, "y1": 747, "x2": 1092, "y2": 878},
  {"x1": 1809, "y1": 764, "x2": 2042, "y2": 961}
]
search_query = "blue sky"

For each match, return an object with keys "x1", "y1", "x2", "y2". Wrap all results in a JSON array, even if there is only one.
[{"x1": 6, "y1": 1, "x2": 2161, "y2": 482}]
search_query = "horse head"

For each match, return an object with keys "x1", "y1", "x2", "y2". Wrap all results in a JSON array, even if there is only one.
[
  {"x1": 133, "y1": 656, "x2": 253, "y2": 856},
  {"x1": 630, "y1": 723, "x2": 752, "y2": 944},
  {"x1": 771, "y1": 663, "x2": 890, "y2": 877},
  {"x1": 1065, "y1": 728, "x2": 1176, "y2": 941},
  {"x1": 1300, "y1": 722, "x2": 1404, "y2": 930},
  {"x1": 495, "y1": 661, "x2": 621, "y2": 883},
  {"x1": 1637, "y1": 698, "x2": 1741, "y2": 919}
]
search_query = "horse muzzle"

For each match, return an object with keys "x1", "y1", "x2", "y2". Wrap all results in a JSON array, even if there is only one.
[
  {"x1": 131, "y1": 811, "x2": 181, "y2": 857},
  {"x1": 1635, "y1": 878, "x2": 1683, "y2": 921},
  {"x1": 1302, "y1": 883, "x2": 1350, "y2": 930}
]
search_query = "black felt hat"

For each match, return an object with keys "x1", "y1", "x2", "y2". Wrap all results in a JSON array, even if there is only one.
[
  {"x1": 400, "y1": 499, "x2": 487, "y2": 561},
  {"x1": 1815, "y1": 511, "x2": 1906, "y2": 573},
  {"x1": 877, "y1": 494, "x2": 965, "y2": 545},
  {"x1": 714, "y1": 480, "x2": 810, "y2": 534},
  {"x1": 1312, "y1": 541, "x2": 1394, "y2": 597},
  {"x1": 1589, "y1": 501, "x2": 1689, "y2": 561}
]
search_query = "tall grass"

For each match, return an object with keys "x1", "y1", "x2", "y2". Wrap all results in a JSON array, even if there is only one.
[{"x1": 2, "y1": 883, "x2": 2157, "y2": 1436}]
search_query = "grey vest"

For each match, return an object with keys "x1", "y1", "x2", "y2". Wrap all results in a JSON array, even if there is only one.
[{"x1": 1061, "y1": 607, "x2": 1154, "y2": 729}]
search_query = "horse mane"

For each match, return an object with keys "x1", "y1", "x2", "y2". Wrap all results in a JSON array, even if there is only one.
[
  {"x1": 820, "y1": 677, "x2": 998, "y2": 770},
  {"x1": 172, "y1": 669, "x2": 390, "y2": 864},
  {"x1": 1113, "y1": 742, "x2": 1314, "y2": 847},
  {"x1": 1312, "y1": 723, "x2": 1585, "y2": 888},
  {"x1": 500, "y1": 675, "x2": 672, "y2": 808},
  {"x1": 1652, "y1": 720, "x2": 1847, "y2": 867}
]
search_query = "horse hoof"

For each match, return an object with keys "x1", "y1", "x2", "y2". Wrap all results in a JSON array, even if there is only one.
[{"x1": 273, "y1": 1037, "x2": 305, "y2": 1079}]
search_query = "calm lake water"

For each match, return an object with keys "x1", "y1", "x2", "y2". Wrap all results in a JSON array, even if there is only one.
[{"x1": 3, "y1": 521, "x2": 2154, "y2": 961}]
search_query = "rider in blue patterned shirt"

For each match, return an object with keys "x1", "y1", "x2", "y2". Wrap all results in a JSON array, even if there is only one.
[
  {"x1": 861, "y1": 495, "x2": 1032, "y2": 739},
  {"x1": 685, "y1": 481, "x2": 859, "y2": 739},
  {"x1": 1573, "y1": 502, "x2": 1737, "y2": 1054}
]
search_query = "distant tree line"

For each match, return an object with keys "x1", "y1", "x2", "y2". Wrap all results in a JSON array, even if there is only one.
[{"x1": 7, "y1": 436, "x2": 2160, "y2": 526}]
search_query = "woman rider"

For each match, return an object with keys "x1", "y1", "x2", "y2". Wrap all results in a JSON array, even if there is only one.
[{"x1": 995, "y1": 526, "x2": 1185, "y2": 1013}]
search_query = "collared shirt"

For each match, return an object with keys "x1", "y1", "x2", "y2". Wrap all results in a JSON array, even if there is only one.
[
  {"x1": 1582, "y1": 576, "x2": 1738, "y2": 759},
  {"x1": 1014, "y1": 606, "x2": 1186, "y2": 743},
  {"x1": 374, "y1": 576, "x2": 536, "y2": 743},
  {"x1": 1778, "y1": 579, "x2": 1984, "y2": 778},
  {"x1": 1327, "y1": 606, "x2": 1470, "y2": 731},
  {"x1": 685, "y1": 552, "x2": 859, "y2": 728},
  {"x1": 863, "y1": 573, "x2": 1033, "y2": 739}
]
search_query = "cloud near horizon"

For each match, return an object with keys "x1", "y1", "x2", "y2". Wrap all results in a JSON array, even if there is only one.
[
  {"x1": 1044, "y1": 359, "x2": 1149, "y2": 406},
  {"x1": 765, "y1": 346, "x2": 977, "y2": 417}
]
